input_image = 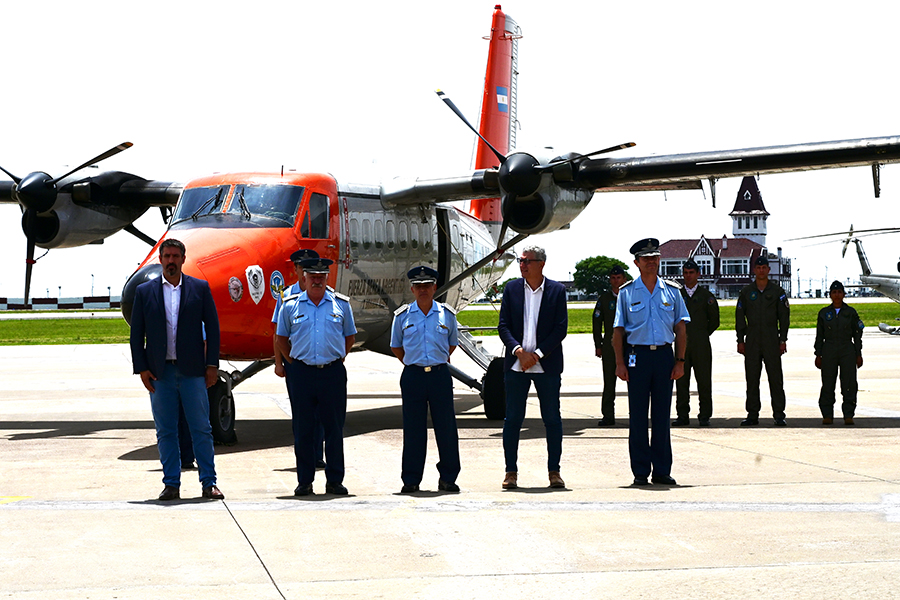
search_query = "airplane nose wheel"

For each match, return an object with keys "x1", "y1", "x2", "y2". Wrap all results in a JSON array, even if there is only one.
[
  {"x1": 208, "y1": 373, "x2": 237, "y2": 444},
  {"x1": 480, "y1": 357, "x2": 507, "y2": 420}
]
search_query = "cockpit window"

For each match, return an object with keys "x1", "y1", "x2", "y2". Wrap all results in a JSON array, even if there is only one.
[
  {"x1": 300, "y1": 192, "x2": 330, "y2": 239},
  {"x1": 227, "y1": 184, "x2": 304, "y2": 225},
  {"x1": 171, "y1": 186, "x2": 230, "y2": 223}
]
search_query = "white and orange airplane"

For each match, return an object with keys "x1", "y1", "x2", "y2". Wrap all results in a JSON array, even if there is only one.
[{"x1": 3, "y1": 5, "x2": 900, "y2": 442}]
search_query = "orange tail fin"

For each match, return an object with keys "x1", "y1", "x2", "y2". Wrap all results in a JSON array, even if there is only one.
[{"x1": 469, "y1": 5, "x2": 520, "y2": 224}]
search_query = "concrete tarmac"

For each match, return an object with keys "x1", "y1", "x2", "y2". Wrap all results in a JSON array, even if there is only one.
[{"x1": 2, "y1": 330, "x2": 899, "y2": 599}]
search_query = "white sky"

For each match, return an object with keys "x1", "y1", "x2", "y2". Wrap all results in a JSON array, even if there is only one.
[{"x1": 2, "y1": 0, "x2": 899, "y2": 300}]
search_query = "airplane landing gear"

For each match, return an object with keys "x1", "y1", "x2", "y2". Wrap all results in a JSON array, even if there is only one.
[
  {"x1": 481, "y1": 357, "x2": 506, "y2": 420},
  {"x1": 208, "y1": 373, "x2": 237, "y2": 445}
]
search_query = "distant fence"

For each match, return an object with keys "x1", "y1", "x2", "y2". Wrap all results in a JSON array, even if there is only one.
[{"x1": 0, "y1": 296, "x2": 122, "y2": 311}]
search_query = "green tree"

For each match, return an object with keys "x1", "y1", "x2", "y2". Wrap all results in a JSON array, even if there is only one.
[
  {"x1": 573, "y1": 256, "x2": 632, "y2": 297},
  {"x1": 484, "y1": 277, "x2": 516, "y2": 303}
]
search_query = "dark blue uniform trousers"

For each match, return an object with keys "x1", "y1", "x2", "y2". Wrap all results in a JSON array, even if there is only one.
[
  {"x1": 286, "y1": 360, "x2": 347, "y2": 487},
  {"x1": 400, "y1": 364, "x2": 460, "y2": 486},
  {"x1": 284, "y1": 364, "x2": 325, "y2": 462},
  {"x1": 627, "y1": 345, "x2": 674, "y2": 479}
]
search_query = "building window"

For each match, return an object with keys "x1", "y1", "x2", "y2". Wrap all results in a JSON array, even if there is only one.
[
  {"x1": 722, "y1": 259, "x2": 748, "y2": 275},
  {"x1": 754, "y1": 216, "x2": 759, "y2": 228},
  {"x1": 695, "y1": 257, "x2": 712, "y2": 275},
  {"x1": 660, "y1": 260, "x2": 682, "y2": 277}
]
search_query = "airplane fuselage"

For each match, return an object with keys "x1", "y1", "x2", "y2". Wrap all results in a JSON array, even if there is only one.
[{"x1": 122, "y1": 171, "x2": 511, "y2": 360}]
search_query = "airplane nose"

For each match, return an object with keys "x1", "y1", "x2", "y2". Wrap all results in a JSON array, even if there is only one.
[{"x1": 120, "y1": 263, "x2": 163, "y2": 325}]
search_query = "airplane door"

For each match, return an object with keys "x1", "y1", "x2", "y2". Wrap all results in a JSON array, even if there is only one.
[{"x1": 295, "y1": 189, "x2": 341, "y2": 289}]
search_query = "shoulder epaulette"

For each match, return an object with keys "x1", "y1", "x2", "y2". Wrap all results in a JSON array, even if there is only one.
[
  {"x1": 619, "y1": 280, "x2": 635, "y2": 289},
  {"x1": 283, "y1": 293, "x2": 302, "y2": 303},
  {"x1": 394, "y1": 303, "x2": 410, "y2": 316},
  {"x1": 441, "y1": 302, "x2": 457, "y2": 315},
  {"x1": 332, "y1": 291, "x2": 351, "y2": 302},
  {"x1": 663, "y1": 279, "x2": 683, "y2": 290}
]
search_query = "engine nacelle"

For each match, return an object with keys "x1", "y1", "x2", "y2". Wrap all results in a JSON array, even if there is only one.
[
  {"x1": 23, "y1": 195, "x2": 148, "y2": 249},
  {"x1": 500, "y1": 151, "x2": 594, "y2": 236}
]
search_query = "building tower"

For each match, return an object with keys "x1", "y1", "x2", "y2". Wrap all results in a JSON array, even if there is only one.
[{"x1": 730, "y1": 176, "x2": 769, "y2": 247}]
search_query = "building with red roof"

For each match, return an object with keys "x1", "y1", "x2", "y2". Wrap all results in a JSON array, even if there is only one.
[{"x1": 659, "y1": 177, "x2": 791, "y2": 298}]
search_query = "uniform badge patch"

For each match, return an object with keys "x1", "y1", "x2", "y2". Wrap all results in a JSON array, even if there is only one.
[
  {"x1": 609, "y1": 301, "x2": 615, "y2": 311},
  {"x1": 228, "y1": 276, "x2": 243, "y2": 303},
  {"x1": 858, "y1": 320, "x2": 865, "y2": 329},
  {"x1": 270, "y1": 270, "x2": 285, "y2": 300},
  {"x1": 246, "y1": 265, "x2": 265, "y2": 305},
  {"x1": 825, "y1": 311, "x2": 834, "y2": 321},
  {"x1": 749, "y1": 291, "x2": 758, "y2": 301},
  {"x1": 708, "y1": 297, "x2": 716, "y2": 305},
  {"x1": 594, "y1": 311, "x2": 601, "y2": 318}
]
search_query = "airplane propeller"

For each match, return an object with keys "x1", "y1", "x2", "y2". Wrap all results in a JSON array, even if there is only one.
[
  {"x1": 0, "y1": 141, "x2": 134, "y2": 305},
  {"x1": 435, "y1": 90, "x2": 634, "y2": 252}
]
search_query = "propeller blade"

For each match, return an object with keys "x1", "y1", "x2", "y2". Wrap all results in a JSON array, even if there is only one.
[
  {"x1": 23, "y1": 210, "x2": 37, "y2": 306},
  {"x1": 786, "y1": 226, "x2": 900, "y2": 241},
  {"x1": 50, "y1": 141, "x2": 133, "y2": 185},
  {"x1": 435, "y1": 90, "x2": 506, "y2": 165},
  {"x1": 0, "y1": 164, "x2": 21, "y2": 184},
  {"x1": 539, "y1": 142, "x2": 636, "y2": 171}
]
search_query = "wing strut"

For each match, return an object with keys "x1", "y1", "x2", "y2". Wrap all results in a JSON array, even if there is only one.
[{"x1": 435, "y1": 233, "x2": 528, "y2": 300}]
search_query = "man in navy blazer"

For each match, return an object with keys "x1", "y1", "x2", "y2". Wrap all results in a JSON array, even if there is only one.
[
  {"x1": 497, "y1": 245, "x2": 568, "y2": 491},
  {"x1": 130, "y1": 238, "x2": 224, "y2": 501}
]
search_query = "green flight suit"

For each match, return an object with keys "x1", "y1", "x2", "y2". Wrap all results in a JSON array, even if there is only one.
[
  {"x1": 735, "y1": 281, "x2": 790, "y2": 420},
  {"x1": 592, "y1": 290, "x2": 618, "y2": 421},
  {"x1": 814, "y1": 303, "x2": 863, "y2": 419},
  {"x1": 675, "y1": 286, "x2": 719, "y2": 421}
]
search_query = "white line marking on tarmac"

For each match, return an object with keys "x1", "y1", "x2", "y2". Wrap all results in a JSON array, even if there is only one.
[{"x1": 4, "y1": 495, "x2": 900, "y2": 521}]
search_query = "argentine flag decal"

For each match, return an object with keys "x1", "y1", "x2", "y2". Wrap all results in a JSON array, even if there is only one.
[{"x1": 496, "y1": 86, "x2": 509, "y2": 113}]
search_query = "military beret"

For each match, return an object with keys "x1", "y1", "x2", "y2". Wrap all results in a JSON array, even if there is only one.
[
  {"x1": 630, "y1": 238, "x2": 660, "y2": 257},
  {"x1": 609, "y1": 265, "x2": 626, "y2": 276},
  {"x1": 755, "y1": 255, "x2": 770, "y2": 266},
  {"x1": 830, "y1": 280, "x2": 844, "y2": 292},
  {"x1": 290, "y1": 248, "x2": 320, "y2": 263},
  {"x1": 407, "y1": 265, "x2": 439, "y2": 284},
  {"x1": 682, "y1": 258, "x2": 700, "y2": 271}
]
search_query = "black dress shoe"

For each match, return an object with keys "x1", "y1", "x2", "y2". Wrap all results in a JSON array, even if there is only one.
[
  {"x1": 741, "y1": 417, "x2": 759, "y2": 426},
  {"x1": 698, "y1": 418, "x2": 711, "y2": 427},
  {"x1": 158, "y1": 485, "x2": 180, "y2": 501},
  {"x1": 294, "y1": 483, "x2": 314, "y2": 496},
  {"x1": 671, "y1": 417, "x2": 689, "y2": 427},
  {"x1": 774, "y1": 418, "x2": 787, "y2": 426},
  {"x1": 181, "y1": 461, "x2": 196, "y2": 470},
  {"x1": 632, "y1": 476, "x2": 650, "y2": 486},
  {"x1": 400, "y1": 484, "x2": 419, "y2": 494},
  {"x1": 325, "y1": 482, "x2": 348, "y2": 495},
  {"x1": 597, "y1": 418, "x2": 615, "y2": 427},
  {"x1": 316, "y1": 460, "x2": 327, "y2": 470},
  {"x1": 438, "y1": 480, "x2": 460, "y2": 493},
  {"x1": 202, "y1": 485, "x2": 225, "y2": 500},
  {"x1": 651, "y1": 475, "x2": 677, "y2": 485}
]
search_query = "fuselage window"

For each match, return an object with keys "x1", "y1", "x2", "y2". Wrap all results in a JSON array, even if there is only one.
[
  {"x1": 301, "y1": 192, "x2": 330, "y2": 239},
  {"x1": 374, "y1": 219, "x2": 384, "y2": 249},
  {"x1": 386, "y1": 220, "x2": 396, "y2": 249},
  {"x1": 362, "y1": 218, "x2": 372, "y2": 250},
  {"x1": 410, "y1": 221, "x2": 419, "y2": 249},
  {"x1": 227, "y1": 184, "x2": 304, "y2": 225},
  {"x1": 399, "y1": 221, "x2": 408, "y2": 250},
  {"x1": 349, "y1": 218, "x2": 360, "y2": 248},
  {"x1": 171, "y1": 185, "x2": 231, "y2": 224}
]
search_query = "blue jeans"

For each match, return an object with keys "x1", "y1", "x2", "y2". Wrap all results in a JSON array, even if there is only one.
[
  {"x1": 149, "y1": 364, "x2": 217, "y2": 488},
  {"x1": 502, "y1": 370, "x2": 563, "y2": 473}
]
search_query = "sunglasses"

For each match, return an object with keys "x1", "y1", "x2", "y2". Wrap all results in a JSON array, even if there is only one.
[{"x1": 516, "y1": 258, "x2": 543, "y2": 265}]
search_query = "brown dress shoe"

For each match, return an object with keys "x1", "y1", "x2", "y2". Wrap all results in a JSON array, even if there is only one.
[
  {"x1": 158, "y1": 485, "x2": 180, "y2": 501},
  {"x1": 844, "y1": 417, "x2": 855, "y2": 426},
  {"x1": 502, "y1": 472, "x2": 517, "y2": 490},
  {"x1": 202, "y1": 485, "x2": 225, "y2": 500},
  {"x1": 822, "y1": 417, "x2": 834, "y2": 425},
  {"x1": 549, "y1": 471, "x2": 566, "y2": 489}
]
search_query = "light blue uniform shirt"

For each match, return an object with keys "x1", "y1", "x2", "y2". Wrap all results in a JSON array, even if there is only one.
[
  {"x1": 614, "y1": 277, "x2": 690, "y2": 345},
  {"x1": 277, "y1": 289, "x2": 357, "y2": 364},
  {"x1": 271, "y1": 282, "x2": 302, "y2": 324},
  {"x1": 390, "y1": 301, "x2": 459, "y2": 366}
]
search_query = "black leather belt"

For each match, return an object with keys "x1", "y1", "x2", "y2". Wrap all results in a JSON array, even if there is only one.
[
  {"x1": 165, "y1": 359, "x2": 177, "y2": 365},
  {"x1": 408, "y1": 364, "x2": 446, "y2": 373},
  {"x1": 300, "y1": 359, "x2": 339, "y2": 369}
]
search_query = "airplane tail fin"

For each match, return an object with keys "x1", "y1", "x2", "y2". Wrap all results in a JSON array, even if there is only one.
[
  {"x1": 850, "y1": 238, "x2": 873, "y2": 276},
  {"x1": 468, "y1": 5, "x2": 521, "y2": 225}
]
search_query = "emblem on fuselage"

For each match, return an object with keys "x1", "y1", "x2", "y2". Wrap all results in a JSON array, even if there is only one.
[
  {"x1": 228, "y1": 276, "x2": 243, "y2": 303},
  {"x1": 270, "y1": 270, "x2": 285, "y2": 300},
  {"x1": 246, "y1": 265, "x2": 265, "y2": 305}
]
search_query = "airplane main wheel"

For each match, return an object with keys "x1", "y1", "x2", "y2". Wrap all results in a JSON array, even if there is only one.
[
  {"x1": 481, "y1": 357, "x2": 506, "y2": 420},
  {"x1": 208, "y1": 378, "x2": 237, "y2": 445}
]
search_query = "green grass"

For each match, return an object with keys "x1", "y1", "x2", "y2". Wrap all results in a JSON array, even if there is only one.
[
  {"x1": 1, "y1": 301, "x2": 898, "y2": 345},
  {"x1": 457, "y1": 302, "x2": 900, "y2": 336}
]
